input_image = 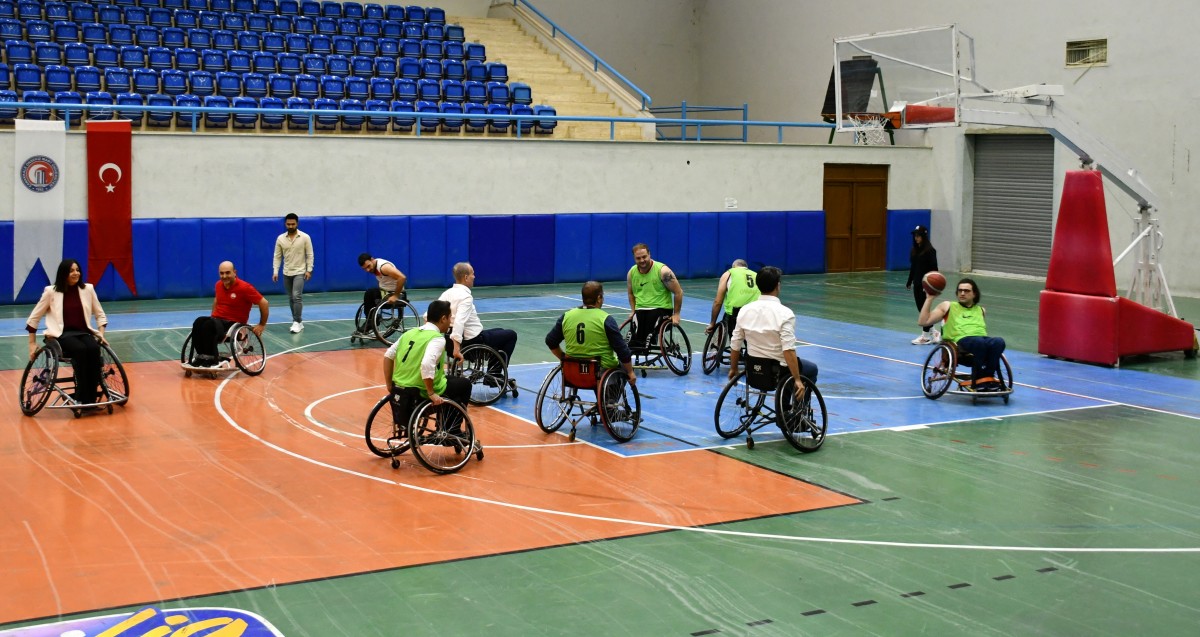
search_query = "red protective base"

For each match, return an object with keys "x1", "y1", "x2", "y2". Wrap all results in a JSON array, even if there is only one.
[{"x1": 1038, "y1": 291, "x2": 1196, "y2": 366}]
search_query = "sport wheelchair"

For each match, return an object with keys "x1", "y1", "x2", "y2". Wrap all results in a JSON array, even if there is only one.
[
  {"x1": 180, "y1": 322, "x2": 267, "y2": 376},
  {"x1": 622, "y1": 314, "x2": 692, "y2": 376},
  {"x1": 701, "y1": 315, "x2": 743, "y2": 375},
  {"x1": 714, "y1": 356, "x2": 826, "y2": 452},
  {"x1": 20, "y1": 337, "x2": 129, "y2": 418},
  {"x1": 350, "y1": 295, "x2": 421, "y2": 345},
  {"x1": 449, "y1": 343, "x2": 518, "y2": 406},
  {"x1": 535, "y1": 357, "x2": 641, "y2": 442},
  {"x1": 364, "y1": 387, "x2": 483, "y2": 474},
  {"x1": 920, "y1": 340, "x2": 1013, "y2": 403}
]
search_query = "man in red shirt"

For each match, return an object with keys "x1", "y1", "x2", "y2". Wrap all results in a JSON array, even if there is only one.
[{"x1": 188, "y1": 261, "x2": 270, "y2": 368}]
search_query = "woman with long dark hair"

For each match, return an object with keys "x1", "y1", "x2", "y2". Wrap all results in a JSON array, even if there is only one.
[
  {"x1": 905, "y1": 225, "x2": 939, "y2": 344},
  {"x1": 25, "y1": 259, "x2": 109, "y2": 405}
]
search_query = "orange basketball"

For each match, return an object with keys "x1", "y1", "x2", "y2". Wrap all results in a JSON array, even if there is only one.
[{"x1": 922, "y1": 271, "x2": 947, "y2": 295}]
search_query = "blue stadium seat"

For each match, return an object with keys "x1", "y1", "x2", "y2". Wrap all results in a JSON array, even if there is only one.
[
  {"x1": 364, "y1": 3, "x2": 383, "y2": 20},
  {"x1": 70, "y1": 4, "x2": 96, "y2": 25},
  {"x1": 465, "y1": 42, "x2": 485, "y2": 62},
  {"x1": 44, "y1": 65, "x2": 72, "y2": 93},
  {"x1": 175, "y1": 10, "x2": 199, "y2": 30},
  {"x1": 426, "y1": 7, "x2": 445, "y2": 25},
  {"x1": 21, "y1": 90, "x2": 52, "y2": 120},
  {"x1": 320, "y1": 1, "x2": 341, "y2": 18},
  {"x1": 439, "y1": 100, "x2": 462, "y2": 132},
  {"x1": 235, "y1": 0, "x2": 256, "y2": 13},
  {"x1": 389, "y1": 98, "x2": 413, "y2": 131},
  {"x1": 231, "y1": 94, "x2": 257, "y2": 127},
  {"x1": 242, "y1": 71, "x2": 266, "y2": 97},
  {"x1": 373, "y1": 55, "x2": 396, "y2": 79},
  {"x1": 355, "y1": 36, "x2": 377, "y2": 56},
  {"x1": 277, "y1": 51, "x2": 301, "y2": 75},
  {"x1": 368, "y1": 76, "x2": 391, "y2": 100},
  {"x1": 462, "y1": 80, "x2": 484, "y2": 104},
  {"x1": 414, "y1": 99, "x2": 438, "y2": 132},
  {"x1": 486, "y1": 62, "x2": 507, "y2": 83},
  {"x1": 423, "y1": 24, "x2": 444, "y2": 42},
  {"x1": 360, "y1": 19, "x2": 381, "y2": 38},
  {"x1": 114, "y1": 0, "x2": 138, "y2": 8},
  {"x1": 393, "y1": 77, "x2": 415, "y2": 101},
  {"x1": 463, "y1": 101, "x2": 486, "y2": 133},
  {"x1": 81, "y1": 22, "x2": 107, "y2": 46},
  {"x1": 175, "y1": 93, "x2": 201, "y2": 126},
  {"x1": 312, "y1": 96, "x2": 337, "y2": 129},
  {"x1": 54, "y1": 90, "x2": 84, "y2": 126},
  {"x1": 13, "y1": 62, "x2": 41, "y2": 91},
  {"x1": 331, "y1": 34, "x2": 353, "y2": 55},
  {"x1": 236, "y1": 30, "x2": 260, "y2": 51},
  {"x1": 340, "y1": 97, "x2": 363, "y2": 129},
  {"x1": 286, "y1": 33, "x2": 309, "y2": 53},
  {"x1": 349, "y1": 54, "x2": 372, "y2": 77},
  {"x1": 420, "y1": 39, "x2": 441, "y2": 60},
  {"x1": 164, "y1": 0, "x2": 186, "y2": 9},
  {"x1": 52, "y1": 21, "x2": 80, "y2": 44},
  {"x1": 286, "y1": 95, "x2": 310, "y2": 129},
  {"x1": 136, "y1": 25, "x2": 162, "y2": 48},
  {"x1": 381, "y1": 19, "x2": 401, "y2": 38},
  {"x1": 343, "y1": 2, "x2": 363, "y2": 19},
  {"x1": 533, "y1": 104, "x2": 557, "y2": 134},
  {"x1": 345, "y1": 74, "x2": 367, "y2": 100},
  {"x1": 318, "y1": 73, "x2": 342, "y2": 98},
  {"x1": 174, "y1": 47, "x2": 200, "y2": 71},
  {"x1": 510, "y1": 82, "x2": 531, "y2": 106},
  {"x1": 442, "y1": 58, "x2": 464, "y2": 81},
  {"x1": 185, "y1": 0, "x2": 208, "y2": 12},
  {"x1": 25, "y1": 19, "x2": 52, "y2": 43},
  {"x1": 511, "y1": 102, "x2": 533, "y2": 134},
  {"x1": 98, "y1": 5, "x2": 124, "y2": 26},
  {"x1": 270, "y1": 15, "x2": 292, "y2": 34},
  {"x1": 115, "y1": 92, "x2": 144, "y2": 124},
  {"x1": 147, "y1": 46, "x2": 173, "y2": 70},
  {"x1": 162, "y1": 27, "x2": 187, "y2": 49},
  {"x1": 309, "y1": 33, "x2": 330, "y2": 55},
  {"x1": 146, "y1": 92, "x2": 173, "y2": 126},
  {"x1": 415, "y1": 77, "x2": 438, "y2": 101},
  {"x1": 279, "y1": 0, "x2": 300, "y2": 17},
  {"x1": 400, "y1": 21, "x2": 421, "y2": 39},
  {"x1": 443, "y1": 41, "x2": 464, "y2": 62},
  {"x1": 405, "y1": 6, "x2": 425, "y2": 23},
  {"x1": 301, "y1": 53, "x2": 324, "y2": 75},
  {"x1": 464, "y1": 60, "x2": 485, "y2": 83},
  {"x1": 337, "y1": 18, "x2": 358, "y2": 37},
  {"x1": 440, "y1": 79, "x2": 463, "y2": 103},
  {"x1": 223, "y1": 12, "x2": 245, "y2": 32},
  {"x1": 212, "y1": 28, "x2": 235, "y2": 50},
  {"x1": 252, "y1": 50, "x2": 275, "y2": 73},
  {"x1": 445, "y1": 24, "x2": 464, "y2": 42},
  {"x1": 92, "y1": 43, "x2": 119, "y2": 68},
  {"x1": 124, "y1": 6, "x2": 148, "y2": 26},
  {"x1": 384, "y1": 5, "x2": 404, "y2": 21},
  {"x1": 399, "y1": 38, "x2": 419, "y2": 59},
  {"x1": 202, "y1": 94, "x2": 230, "y2": 127},
  {"x1": 487, "y1": 103, "x2": 510, "y2": 133},
  {"x1": 485, "y1": 81, "x2": 508, "y2": 104},
  {"x1": 187, "y1": 28, "x2": 212, "y2": 49},
  {"x1": 247, "y1": 14, "x2": 270, "y2": 34},
  {"x1": 378, "y1": 37, "x2": 398, "y2": 57},
  {"x1": 109, "y1": 24, "x2": 134, "y2": 47},
  {"x1": 214, "y1": 70, "x2": 239, "y2": 96},
  {"x1": 227, "y1": 48, "x2": 250, "y2": 73},
  {"x1": 211, "y1": 0, "x2": 233, "y2": 12},
  {"x1": 259, "y1": 94, "x2": 284, "y2": 128},
  {"x1": 293, "y1": 16, "x2": 314, "y2": 35},
  {"x1": 161, "y1": 68, "x2": 187, "y2": 95},
  {"x1": 326, "y1": 53, "x2": 349, "y2": 76},
  {"x1": 74, "y1": 65, "x2": 102, "y2": 92},
  {"x1": 103, "y1": 67, "x2": 131, "y2": 93},
  {"x1": 199, "y1": 11, "x2": 222, "y2": 29},
  {"x1": 4, "y1": 38, "x2": 31, "y2": 64},
  {"x1": 35, "y1": 41, "x2": 64, "y2": 66},
  {"x1": 0, "y1": 17, "x2": 19, "y2": 41},
  {"x1": 258, "y1": 0, "x2": 279, "y2": 13},
  {"x1": 419, "y1": 57, "x2": 442, "y2": 79},
  {"x1": 268, "y1": 72, "x2": 293, "y2": 97},
  {"x1": 187, "y1": 69, "x2": 214, "y2": 95},
  {"x1": 364, "y1": 97, "x2": 388, "y2": 130},
  {"x1": 149, "y1": 8, "x2": 173, "y2": 28},
  {"x1": 132, "y1": 68, "x2": 159, "y2": 94},
  {"x1": 119, "y1": 44, "x2": 147, "y2": 68},
  {"x1": 294, "y1": 72, "x2": 318, "y2": 98},
  {"x1": 0, "y1": 62, "x2": 8, "y2": 90},
  {"x1": 84, "y1": 90, "x2": 115, "y2": 121},
  {"x1": 262, "y1": 30, "x2": 284, "y2": 53},
  {"x1": 316, "y1": 17, "x2": 336, "y2": 36}
]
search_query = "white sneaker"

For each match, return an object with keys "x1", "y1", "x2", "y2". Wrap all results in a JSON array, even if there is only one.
[
  {"x1": 930, "y1": 329, "x2": 942, "y2": 343},
  {"x1": 289, "y1": 321, "x2": 301, "y2": 333},
  {"x1": 911, "y1": 333, "x2": 931, "y2": 345}
]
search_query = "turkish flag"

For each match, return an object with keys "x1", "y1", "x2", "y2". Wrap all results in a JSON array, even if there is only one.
[{"x1": 86, "y1": 120, "x2": 136, "y2": 295}]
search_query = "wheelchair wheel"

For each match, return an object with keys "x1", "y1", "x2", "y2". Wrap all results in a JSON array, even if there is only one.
[
  {"x1": 455, "y1": 344, "x2": 507, "y2": 406},
  {"x1": 714, "y1": 371, "x2": 764, "y2": 439},
  {"x1": 230, "y1": 325, "x2": 267, "y2": 375},
  {"x1": 701, "y1": 322, "x2": 726, "y2": 375},
  {"x1": 777, "y1": 377, "x2": 827, "y2": 453},
  {"x1": 353, "y1": 303, "x2": 370, "y2": 334},
  {"x1": 409, "y1": 399, "x2": 476, "y2": 474},
  {"x1": 598, "y1": 370, "x2": 640, "y2": 442},
  {"x1": 365, "y1": 395, "x2": 410, "y2": 457},
  {"x1": 996, "y1": 354, "x2": 1014, "y2": 404},
  {"x1": 99, "y1": 343, "x2": 130, "y2": 405},
  {"x1": 19, "y1": 346, "x2": 58, "y2": 416},
  {"x1": 371, "y1": 300, "x2": 421, "y2": 345},
  {"x1": 659, "y1": 322, "x2": 692, "y2": 376},
  {"x1": 534, "y1": 365, "x2": 570, "y2": 433},
  {"x1": 920, "y1": 342, "x2": 955, "y2": 399}
]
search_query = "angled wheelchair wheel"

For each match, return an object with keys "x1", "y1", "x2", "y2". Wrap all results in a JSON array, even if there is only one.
[
  {"x1": 920, "y1": 342, "x2": 955, "y2": 399},
  {"x1": 409, "y1": 399, "x2": 475, "y2": 474},
  {"x1": 534, "y1": 364, "x2": 570, "y2": 433},
  {"x1": 371, "y1": 300, "x2": 421, "y2": 345},
  {"x1": 455, "y1": 344, "x2": 507, "y2": 406},
  {"x1": 20, "y1": 346, "x2": 58, "y2": 416},
  {"x1": 354, "y1": 303, "x2": 370, "y2": 334},
  {"x1": 659, "y1": 322, "x2": 692, "y2": 376},
  {"x1": 701, "y1": 322, "x2": 726, "y2": 375},
  {"x1": 230, "y1": 325, "x2": 267, "y2": 375},
  {"x1": 777, "y1": 377, "x2": 827, "y2": 453},
  {"x1": 714, "y1": 371, "x2": 763, "y2": 439},
  {"x1": 365, "y1": 395, "x2": 410, "y2": 457},
  {"x1": 996, "y1": 354, "x2": 1014, "y2": 404},
  {"x1": 598, "y1": 370, "x2": 640, "y2": 442},
  {"x1": 99, "y1": 343, "x2": 130, "y2": 405}
]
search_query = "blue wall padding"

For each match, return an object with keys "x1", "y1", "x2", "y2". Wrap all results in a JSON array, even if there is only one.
[
  {"x1": 202, "y1": 218, "x2": 246, "y2": 295},
  {"x1": 554, "y1": 214, "x2": 591, "y2": 283},
  {"x1": 785, "y1": 211, "x2": 826, "y2": 274},
  {"x1": 886, "y1": 209, "x2": 931, "y2": 271},
  {"x1": 159, "y1": 219, "x2": 206, "y2": 297},
  {"x1": 16, "y1": 264, "x2": 51, "y2": 304},
  {"x1": 241, "y1": 217, "x2": 280, "y2": 293},
  {"x1": 408, "y1": 215, "x2": 447, "y2": 288},
  {"x1": 469, "y1": 215, "x2": 514, "y2": 286},
  {"x1": 367, "y1": 216, "x2": 410, "y2": 282},
  {"x1": 589, "y1": 213, "x2": 627, "y2": 282},
  {"x1": 128, "y1": 219, "x2": 159, "y2": 301},
  {"x1": 716, "y1": 212, "x2": 748, "y2": 272},
  {"x1": 626, "y1": 213, "x2": 657, "y2": 256},
  {"x1": 322, "y1": 216, "x2": 366, "y2": 291},
  {"x1": 654, "y1": 213, "x2": 689, "y2": 279},
  {"x1": 445, "y1": 215, "x2": 470, "y2": 288},
  {"x1": 746, "y1": 211, "x2": 788, "y2": 271},
  {"x1": 687, "y1": 212, "x2": 720, "y2": 278},
  {"x1": 300, "y1": 216, "x2": 326, "y2": 292},
  {"x1": 513, "y1": 214, "x2": 553, "y2": 285},
  {"x1": 0, "y1": 222, "x2": 13, "y2": 303}
]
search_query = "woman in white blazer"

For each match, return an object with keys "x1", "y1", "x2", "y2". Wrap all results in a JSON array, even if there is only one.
[{"x1": 26, "y1": 259, "x2": 109, "y2": 405}]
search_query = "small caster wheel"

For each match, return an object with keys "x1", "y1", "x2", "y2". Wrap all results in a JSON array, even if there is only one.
[
  {"x1": 475, "y1": 449, "x2": 484, "y2": 461},
  {"x1": 73, "y1": 409, "x2": 82, "y2": 419},
  {"x1": 184, "y1": 370, "x2": 193, "y2": 377},
  {"x1": 512, "y1": 388, "x2": 519, "y2": 398},
  {"x1": 1003, "y1": 395, "x2": 1010, "y2": 405},
  {"x1": 568, "y1": 429, "x2": 576, "y2": 442},
  {"x1": 390, "y1": 458, "x2": 400, "y2": 469},
  {"x1": 107, "y1": 405, "x2": 114, "y2": 414},
  {"x1": 746, "y1": 437, "x2": 754, "y2": 450},
  {"x1": 640, "y1": 369, "x2": 647, "y2": 378}
]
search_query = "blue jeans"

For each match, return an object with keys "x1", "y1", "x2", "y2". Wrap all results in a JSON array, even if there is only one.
[
  {"x1": 956, "y1": 335, "x2": 1006, "y2": 382},
  {"x1": 283, "y1": 274, "x2": 305, "y2": 322}
]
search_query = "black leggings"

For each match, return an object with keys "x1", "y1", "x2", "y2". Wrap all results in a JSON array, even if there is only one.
[
  {"x1": 190, "y1": 316, "x2": 235, "y2": 363},
  {"x1": 57, "y1": 331, "x2": 103, "y2": 403},
  {"x1": 912, "y1": 287, "x2": 932, "y2": 333}
]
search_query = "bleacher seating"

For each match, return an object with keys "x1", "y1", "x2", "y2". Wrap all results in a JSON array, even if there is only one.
[{"x1": 0, "y1": 3, "x2": 550, "y2": 136}]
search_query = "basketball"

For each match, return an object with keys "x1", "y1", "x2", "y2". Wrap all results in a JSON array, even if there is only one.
[{"x1": 922, "y1": 271, "x2": 947, "y2": 295}]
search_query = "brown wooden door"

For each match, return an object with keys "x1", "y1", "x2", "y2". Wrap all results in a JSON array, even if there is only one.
[{"x1": 823, "y1": 164, "x2": 889, "y2": 272}]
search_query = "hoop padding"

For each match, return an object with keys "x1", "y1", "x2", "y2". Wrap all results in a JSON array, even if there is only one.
[
  {"x1": 901, "y1": 105, "x2": 956, "y2": 126},
  {"x1": 1045, "y1": 171, "x2": 1116, "y2": 297}
]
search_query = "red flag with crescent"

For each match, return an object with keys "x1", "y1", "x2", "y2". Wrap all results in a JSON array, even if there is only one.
[{"x1": 86, "y1": 120, "x2": 136, "y2": 295}]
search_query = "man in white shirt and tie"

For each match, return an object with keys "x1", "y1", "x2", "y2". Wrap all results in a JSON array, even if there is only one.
[{"x1": 438, "y1": 262, "x2": 518, "y2": 390}]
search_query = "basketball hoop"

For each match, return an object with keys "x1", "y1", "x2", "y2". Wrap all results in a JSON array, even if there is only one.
[{"x1": 847, "y1": 114, "x2": 890, "y2": 146}]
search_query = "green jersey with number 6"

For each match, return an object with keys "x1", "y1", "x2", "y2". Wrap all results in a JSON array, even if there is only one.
[
  {"x1": 563, "y1": 307, "x2": 618, "y2": 369},
  {"x1": 391, "y1": 328, "x2": 447, "y2": 398}
]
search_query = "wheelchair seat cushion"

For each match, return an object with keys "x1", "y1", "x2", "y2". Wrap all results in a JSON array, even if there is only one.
[
  {"x1": 744, "y1": 355, "x2": 782, "y2": 392},
  {"x1": 562, "y1": 357, "x2": 602, "y2": 390}
]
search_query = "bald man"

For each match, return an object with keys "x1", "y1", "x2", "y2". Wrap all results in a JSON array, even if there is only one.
[{"x1": 187, "y1": 261, "x2": 269, "y2": 368}]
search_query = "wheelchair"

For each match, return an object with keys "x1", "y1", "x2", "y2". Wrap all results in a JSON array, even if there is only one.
[
  {"x1": 364, "y1": 387, "x2": 483, "y2": 474},
  {"x1": 714, "y1": 356, "x2": 827, "y2": 452},
  {"x1": 701, "y1": 314, "x2": 744, "y2": 375},
  {"x1": 449, "y1": 343, "x2": 518, "y2": 406},
  {"x1": 20, "y1": 337, "x2": 130, "y2": 418},
  {"x1": 180, "y1": 322, "x2": 267, "y2": 376},
  {"x1": 535, "y1": 357, "x2": 641, "y2": 443},
  {"x1": 350, "y1": 295, "x2": 421, "y2": 345},
  {"x1": 920, "y1": 340, "x2": 1013, "y2": 403},
  {"x1": 622, "y1": 313, "x2": 692, "y2": 376}
]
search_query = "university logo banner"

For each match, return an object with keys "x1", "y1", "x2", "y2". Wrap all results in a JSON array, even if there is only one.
[
  {"x1": 86, "y1": 120, "x2": 137, "y2": 295},
  {"x1": 12, "y1": 120, "x2": 66, "y2": 301}
]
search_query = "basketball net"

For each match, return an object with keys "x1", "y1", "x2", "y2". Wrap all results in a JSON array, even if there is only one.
[{"x1": 847, "y1": 115, "x2": 889, "y2": 146}]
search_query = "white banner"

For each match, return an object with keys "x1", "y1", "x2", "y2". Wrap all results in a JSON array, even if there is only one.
[{"x1": 13, "y1": 119, "x2": 66, "y2": 300}]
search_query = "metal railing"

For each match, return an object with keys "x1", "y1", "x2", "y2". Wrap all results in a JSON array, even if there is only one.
[{"x1": 649, "y1": 102, "x2": 750, "y2": 142}]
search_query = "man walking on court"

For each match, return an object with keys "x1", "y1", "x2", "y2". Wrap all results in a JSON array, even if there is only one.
[
  {"x1": 439, "y1": 262, "x2": 518, "y2": 389},
  {"x1": 626, "y1": 243, "x2": 684, "y2": 350},
  {"x1": 707, "y1": 258, "x2": 760, "y2": 336},
  {"x1": 272, "y1": 213, "x2": 314, "y2": 334}
]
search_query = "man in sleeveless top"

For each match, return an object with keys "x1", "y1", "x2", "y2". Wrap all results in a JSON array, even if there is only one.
[
  {"x1": 544, "y1": 281, "x2": 636, "y2": 386},
  {"x1": 358, "y1": 252, "x2": 408, "y2": 332},
  {"x1": 707, "y1": 258, "x2": 760, "y2": 336},
  {"x1": 918, "y1": 277, "x2": 1007, "y2": 392},
  {"x1": 625, "y1": 243, "x2": 684, "y2": 351}
]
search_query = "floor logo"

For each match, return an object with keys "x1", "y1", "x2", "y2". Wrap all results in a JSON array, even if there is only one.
[
  {"x1": 20, "y1": 156, "x2": 59, "y2": 193},
  {"x1": 0, "y1": 606, "x2": 285, "y2": 636}
]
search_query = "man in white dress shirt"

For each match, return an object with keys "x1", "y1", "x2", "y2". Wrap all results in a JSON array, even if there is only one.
[
  {"x1": 727, "y1": 266, "x2": 817, "y2": 399},
  {"x1": 438, "y1": 262, "x2": 518, "y2": 387}
]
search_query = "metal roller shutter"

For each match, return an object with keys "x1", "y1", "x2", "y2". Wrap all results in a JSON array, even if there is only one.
[{"x1": 970, "y1": 134, "x2": 1055, "y2": 276}]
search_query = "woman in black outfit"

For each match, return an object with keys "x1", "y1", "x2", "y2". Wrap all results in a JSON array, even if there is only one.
[
  {"x1": 26, "y1": 259, "x2": 109, "y2": 405},
  {"x1": 905, "y1": 225, "x2": 939, "y2": 344}
]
